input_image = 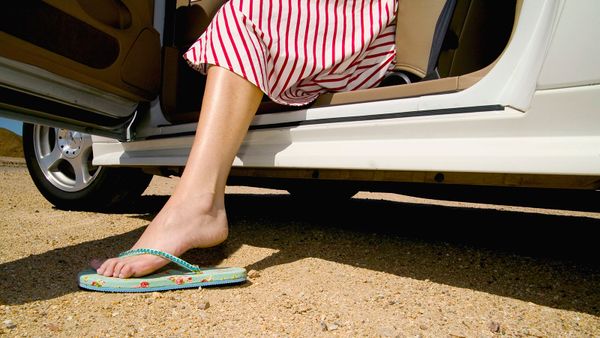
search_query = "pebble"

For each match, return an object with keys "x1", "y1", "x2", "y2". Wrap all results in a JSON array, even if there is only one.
[
  {"x1": 151, "y1": 292, "x2": 162, "y2": 299},
  {"x1": 320, "y1": 321, "x2": 339, "y2": 331},
  {"x1": 3, "y1": 319, "x2": 16, "y2": 329},
  {"x1": 248, "y1": 270, "x2": 260, "y2": 278},
  {"x1": 198, "y1": 301, "x2": 210, "y2": 310},
  {"x1": 326, "y1": 322, "x2": 339, "y2": 331},
  {"x1": 372, "y1": 293, "x2": 385, "y2": 301},
  {"x1": 320, "y1": 321, "x2": 327, "y2": 331},
  {"x1": 47, "y1": 323, "x2": 61, "y2": 332},
  {"x1": 488, "y1": 321, "x2": 501, "y2": 333}
]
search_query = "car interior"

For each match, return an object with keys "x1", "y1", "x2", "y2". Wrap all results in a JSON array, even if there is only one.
[
  {"x1": 162, "y1": 0, "x2": 519, "y2": 124},
  {"x1": 0, "y1": 0, "x2": 160, "y2": 103},
  {"x1": 0, "y1": 0, "x2": 519, "y2": 128}
]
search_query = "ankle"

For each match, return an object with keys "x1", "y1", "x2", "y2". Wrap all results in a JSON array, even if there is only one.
[{"x1": 170, "y1": 190, "x2": 225, "y2": 214}]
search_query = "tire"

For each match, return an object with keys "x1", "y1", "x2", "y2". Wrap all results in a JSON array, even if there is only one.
[{"x1": 22, "y1": 123, "x2": 153, "y2": 211}]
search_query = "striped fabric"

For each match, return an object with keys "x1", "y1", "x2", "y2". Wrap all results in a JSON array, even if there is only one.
[{"x1": 184, "y1": 0, "x2": 398, "y2": 106}]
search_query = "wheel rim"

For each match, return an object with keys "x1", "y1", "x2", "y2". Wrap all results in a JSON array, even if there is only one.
[{"x1": 32, "y1": 125, "x2": 101, "y2": 192}]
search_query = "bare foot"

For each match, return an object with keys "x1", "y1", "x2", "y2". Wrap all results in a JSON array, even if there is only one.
[{"x1": 91, "y1": 193, "x2": 228, "y2": 278}]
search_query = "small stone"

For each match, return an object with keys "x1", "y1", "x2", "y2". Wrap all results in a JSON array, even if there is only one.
[
  {"x1": 47, "y1": 323, "x2": 61, "y2": 332},
  {"x1": 326, "y1": 322, "x2": 339, "y2": 331},
  {"x1": 198, "y1": 301, "x2": 210, "y2": 310},
  {"x1": 488, "y1": 321, "x2": 500, "y2": 333},
  {"x1": 320, "y1": 321, "x2": 339, "y2": 331},
  {"x1": 320, "y1": 321, "x2": 328, "y2": 331},
  {"x1": 3, "y1": 319, "x2": 16, "y2": 329},
  {"x1": 151, "y1": 292, "x2": 162, "y2": 299},
  {"x1": 248, "y1": 270, "x2": 260, "y2": 278},
  {"x1": 373, "y1": 293, "x2": 385, "y2": 301},
  {"x1": 419, "y1": 324, "x2": 428, "y2": 330},
  {"x1": 448, "y1": 333, "x2": 466, "y2": 338},
  {"x1": 112, "y1": 311, "x2": 120, "y2": 317}
]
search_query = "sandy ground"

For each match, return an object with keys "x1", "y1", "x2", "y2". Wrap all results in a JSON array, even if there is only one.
[{"x1": 0, "y1": 160, "x2": 599, "y2": 337}]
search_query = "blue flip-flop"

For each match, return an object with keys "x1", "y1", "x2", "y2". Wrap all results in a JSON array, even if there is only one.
[{"x1": 78, "y1": 248, "x2": 247, "y2": 293}]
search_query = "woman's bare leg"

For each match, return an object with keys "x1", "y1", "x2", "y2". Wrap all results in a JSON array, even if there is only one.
[{"x1": 93, "y1": 66, "x2": 263, "y2": 278}]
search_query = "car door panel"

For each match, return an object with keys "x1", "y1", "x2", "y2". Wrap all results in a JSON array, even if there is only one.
[
  {"x1": 0, "y1": 0, "x2": 160, "y2": 138},
  {"x1": 0, "y1": 0, "x2": 160, "y2": 102}
]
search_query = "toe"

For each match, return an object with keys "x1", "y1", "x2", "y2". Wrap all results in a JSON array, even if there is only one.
[
  {"x1": 118, "y1": 265, "x2": 133, "y2": 279},
  {"x1": 112, "y1": 260, "x2": 126, "y2": 277},
  {"x1": 100, "y1": 258, "x2": 119, "y2": 277}
]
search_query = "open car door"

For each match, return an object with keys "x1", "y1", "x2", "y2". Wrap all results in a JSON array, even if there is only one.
[{"x1": 0, "y1": 0, "x2": 161, "y2": 140}]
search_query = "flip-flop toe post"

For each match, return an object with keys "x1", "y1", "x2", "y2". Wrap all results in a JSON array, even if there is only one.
[{"x1": 78, "y1": 248, "x2": 247, "y2": 293}]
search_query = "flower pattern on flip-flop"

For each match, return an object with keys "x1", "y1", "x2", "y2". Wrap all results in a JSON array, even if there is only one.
[
  {"x1": 91, "y1": 280, "x2": 105, "y2": 287},
  {"x1": 168, "y1": 276, "x2": 188, "y2": 285},
  {"x1": 139, "y1": 281, "x2": 149, "y2": 288}
]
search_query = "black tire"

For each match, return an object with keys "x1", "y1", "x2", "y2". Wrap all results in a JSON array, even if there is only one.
[{"x1": 23, "y1": 123, "x2": 153, "y2": 211}]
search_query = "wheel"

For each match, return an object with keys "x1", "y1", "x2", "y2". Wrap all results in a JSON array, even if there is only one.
[
  {"x1": 22, "y1": 123, "x2": 153, "y2": 211},
  {"x1": 287, "y1": 181, "x2": 358, "y2": 203}
]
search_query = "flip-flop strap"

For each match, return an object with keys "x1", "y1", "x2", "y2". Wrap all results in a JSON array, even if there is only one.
[{"x1": 118, "y1": 248, "x2": 201, "y2": 272}]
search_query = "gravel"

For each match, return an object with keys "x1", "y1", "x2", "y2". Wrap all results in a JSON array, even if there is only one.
[
  {"x1": 3, "y1": 319, "x2": 15, "y2": 329},
  {"x1": 1, "y1": 163, "x2": 599, "y2": 336}
]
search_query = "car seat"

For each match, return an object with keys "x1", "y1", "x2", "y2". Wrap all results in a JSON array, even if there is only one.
[{"x1": 380, "y1": 0, "x2": 457, "y2": 87}]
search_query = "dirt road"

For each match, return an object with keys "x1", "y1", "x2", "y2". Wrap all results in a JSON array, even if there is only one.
[{"x1": 1, "y1": 162, "x2": 599, "y2": 336}]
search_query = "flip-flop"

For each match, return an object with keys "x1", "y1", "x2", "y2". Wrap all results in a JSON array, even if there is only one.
[{"x1": 78, "y1": 248, "x2": 247, "y2": 293}]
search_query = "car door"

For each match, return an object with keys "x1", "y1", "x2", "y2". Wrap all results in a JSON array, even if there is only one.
[{"x1": 0, "y1": 0, "x2": 161, "y2": 139}]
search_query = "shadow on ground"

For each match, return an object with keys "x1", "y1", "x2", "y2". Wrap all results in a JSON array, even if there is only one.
[{"x1": 1, "y1": 192, "x2": 598, "y2": 316}]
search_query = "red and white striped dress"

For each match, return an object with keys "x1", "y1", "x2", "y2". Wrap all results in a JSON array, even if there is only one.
[{"x1": 184, "y1": 0, "x2": 398, "y2": 106}]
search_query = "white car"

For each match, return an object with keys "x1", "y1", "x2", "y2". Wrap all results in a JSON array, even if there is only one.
[{"x1": 1, "y1": 0, "x2": 598, "y2": 210}]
